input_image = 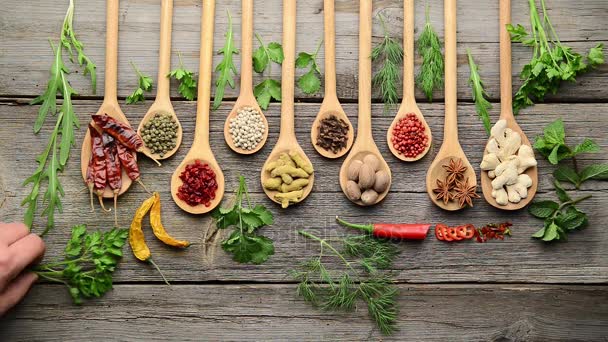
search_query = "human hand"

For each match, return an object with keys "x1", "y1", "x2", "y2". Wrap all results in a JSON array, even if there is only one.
[{"x1": 0, "y1": 222, "x2": 45, "y2": 316}]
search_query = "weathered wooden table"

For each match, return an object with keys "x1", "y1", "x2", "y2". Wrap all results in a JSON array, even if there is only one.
[{"x1": 1, "y1": 0, "x2": 607, "y2": 340}]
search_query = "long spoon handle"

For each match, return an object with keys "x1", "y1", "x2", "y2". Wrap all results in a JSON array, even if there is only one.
[
  {"x1": 443, "y1": 0, "x2": 458, "y2": 144},
  {"x1": 357, "y1": 0, "x2": 373, "y2": 142},
  {"x1": 279, "y1": 0, "x2": 296, "y2": 140},
  {"x1": 403, "y1": 0, "x2": 415, "y2": 101},
  {"x1": 499, "y1": 0, "x2": 513, "y2": 118},
  {"x1": 156, "y1": 0, "x2": 173, "y2": 102},
  {"x1": 240, "y1": 0, "x2": 254, "y2": 95},
  {"x1": 323, "y1": 0, "x2": 337, "y2": 100},
  {"x1": 194, "y1": 0, "x2": 215, "y2": 147},
  {"x1": 103, "y1": 0, "x2": 119, "y2": 104}
]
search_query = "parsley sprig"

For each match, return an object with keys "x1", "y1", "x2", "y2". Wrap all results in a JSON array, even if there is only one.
[
  {"x1": 33, "y1": 225, "x2": 128, "y2": 304},
  {"x1": 529, "y1": 119, "x2": 607, "y2": 241},
  {"x1": 168, "y1": 52, "x2": 197, "y2": 101},
  {"x1": 508, "y1": 0, "x2": 605, "y2": 114},
  {"x1": 415, "y1": 5, "x2": 444, "y2": 102},
  {"x1": 213, "y1": 10, "x2": 239, "y2": 110},
  {"x1": 466, "y1": 49, "x2": 493, "y2": 135},
  {"x1": 212, "y1": 176, "x2": 275, "y2": 264},
  {"x1": 25, "y1": 0, "x2": 96, "y2": 233},
  {"x1": 296, "y1": 39, "x2": 323, "y2": 95},
  {"x1": 291, "y1": 231, "x2": 400, "y2": 335},
  {"x1": 126, "y1": 61, "x2": 153, "y2": 104},
  {"x1": 253, "y1": 33, "x2": 283, "y2": 110},
  {"x1": 372, "y1": 13, "x2": 403, "y2": 113}
]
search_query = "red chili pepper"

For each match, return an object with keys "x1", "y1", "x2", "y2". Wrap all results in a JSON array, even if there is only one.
[
  {"x1": 89, "y1": 125, "x2": 110, "y2": 212},
  {"x1": 103, "y1": 132, "x2": 122, "y2": 226},
  {"x1": 435, "y1": 224, "x2": 448, "y2": 240},
  {"x1": 336, "y1": 216, "x2": 430, "y2": 240},
  {"x1": 442, "y1": 226, "x2": 454, "y2": 242},
  {"x1": 92, "y1": 114, "x2": 143, "y2": 151},
  {"x1": 85, "y1": 152, "x2": 94, "y2": 212},
  {"x1": 115, "y1": 142, "x2": 151, "y2": 194}
]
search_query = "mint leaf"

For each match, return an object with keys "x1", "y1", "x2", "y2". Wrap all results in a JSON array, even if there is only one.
[
  {"x1": 553, "y1": 166, "x2": 581, "y2": 187},
  {"x1": 573, "y1": 138, "x2": 600, "y2": 155},
  {"x1": 553, "y1": 180, "x2": 571, "y2": 203},
  {"x1": 542, "y1": 222, "x2": 559, "y2": 241},
  {"x1": 580, "y1": 164, "x2": 608, "y2": 182},
  {"x1": 543, "y1": 119, "x2": 565, "y2": 145},
  {"x1": 528, "y1": 200, "x2": 559, "y2": 218}
]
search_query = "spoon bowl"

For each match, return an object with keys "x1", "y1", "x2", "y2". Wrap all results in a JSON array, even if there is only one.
[
  {"x1": 310, "y1": 0, "x2": 354, "y2": 159},
  {"x1": 80, "y1": 0, "x2": 132, "y2": 199},
  {"x1": 261, "y1": 143, "x2": 314, "y2": 206},
  {"x1": 339, "y1": 0, "x2": 391, "y2": 206},
  {"x1": 137, "y1": 0, "x2": 183, "y2": 161},
  {"x1": 480, "y1": 0, "x2": 537, "y2": 210},
  {"x1": 170, "y1": 0, "x2": 224, "y2": 214},
  {"x1": 224, "y1": 0, "x2": 269, "y2": 155},
  {"x1": 425, "y1": 0, "x2": 476, "y2": 211},
  {"x1": 387, "y1": 0, "x2": 432, "y2": 162}
]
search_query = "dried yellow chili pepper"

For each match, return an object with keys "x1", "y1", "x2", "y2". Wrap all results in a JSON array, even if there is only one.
[
  {"x1": 129, "y1": 194, "x2": 156, "y2": 261},
  {"x1": 150, "y1": 192, "x2": 190, "y2": 248}
]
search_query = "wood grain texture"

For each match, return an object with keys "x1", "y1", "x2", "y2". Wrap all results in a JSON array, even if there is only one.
[
  {"x1": 2, "y1": 284, "x2": 608, "y2": 341},
  {"x1": 1, "y1": 0, "x2": 606, "y2": 101},
  {"x1": 1, "y1": 100, "x2": 606, "y2": 283}
]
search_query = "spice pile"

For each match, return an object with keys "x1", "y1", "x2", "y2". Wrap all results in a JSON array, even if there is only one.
[
  {"x1": 87, "y1": 115, "x2": 150, "y2": 224},
  {"x1": 390, "y1": 113, "x2": 429, "y2": 158},
  {"x1": 432, "y1": 158, "x2": 480, "y2": 208},
  {"x1": 263, "y1": 151, "x2": 314, "y2": 208},
  {"x1": 177, "y1": 160, "x2": 218, "y2": 207},
  {"x1": 344, "y1": 154, "x2": 390, "y2": 205},
  {"x1": 434, "y1": 222, "x2": 512, "y2": 243},
  {"x1": 229, "y1": 106, "x2": 266, "y2": 151},
  {"x1": 140, "y1": 113, "x2": 179, "y2": 157},
  {"x1": 315, "y1": 115, "x2": 349, "y2": 154},
  {"x1": 480, "y1": 120, "x2": 537, "y2": 206}
]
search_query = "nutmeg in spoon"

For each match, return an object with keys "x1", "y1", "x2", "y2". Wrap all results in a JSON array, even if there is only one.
[
  {"x1": 224, "y1": 0, "x2": 268, "y2": 155},
  {"x1": 480, "y1": 0, "x2": 538, "y2": 210},
  {"x1": 81, "y1": 0, "x2": 132, "y2": 199},
  {"x1": 339, "y1": 0, "x2": 391, "y2": 206},
  {"x1": 425, "y1": 0, "x2": 477, "y2": 211},
  {"x1": 310, "y1": 0, "x2": 354, "y2": 159},
  {"x1": 261, "y1": 0, "x2": 314, "y2": 207},
  {"x1": 170, "y1": 0, "x2": 224, "y2": 214},
  {"x1": 387, "y1": 0, "x2": 432, "y2": 162},
  {"x1": 137, "y1": 0, "x2": 183, "y2": 161}
]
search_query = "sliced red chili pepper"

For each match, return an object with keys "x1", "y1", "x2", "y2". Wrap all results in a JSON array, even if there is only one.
[
  {"x1": 449, "y1": 228, "x2": 464, "y2": 241},
  {"x1": 464, "y1": 224, "x2": 476, "y2": 239},
  {"x1": 442, "y1": 226, "x2": 454, "y2": 242},
  {"x1": 435, "y1": 224, "x2": 447, "y2": 240},
  {"x1": 455, "y1": 225, "x2": 468, "y2": 238}
]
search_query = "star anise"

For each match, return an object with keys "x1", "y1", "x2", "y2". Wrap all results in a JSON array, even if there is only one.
[
  {"x1": 433, "y1": 178, "x2": 453, "y2": 205},
  {"x1": 443, "y1": 158, "x2": 467, "y2": 185},
  {"x1": 453, "y1": 177, "x2": 480, "y2": 208}
]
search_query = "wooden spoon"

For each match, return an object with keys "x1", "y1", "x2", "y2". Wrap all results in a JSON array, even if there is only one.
[
  {"x1": 480, "y1": 0, "x2": 538, "y2": 210},
  {"x1": 310, "y1": 0, "x2": 354, "y2": 159},
  {"x1": 261, "y1": 0, "x2": 314, "y2": 206},
  {"x1": 387, "y1": 0, "x2": 432, "y2": 162},
  {"x1": 223, "y1": 0, "x2": 269, "y2": 155},
  {"x1": 137, "y1": 0, "x2": 183, "y2": 161},
  {"x1": 425, "y1": 0, "x2": 476, "y2": 211},
  {"x1": 80, "y1": 0, "x2": 132, "y2": 199},
  {"x1": 170, "y1": 0, "x2": 224, "y2": 214},
  {"x1": 339, "y1": 0, "x2": 392, "y2": 206}
]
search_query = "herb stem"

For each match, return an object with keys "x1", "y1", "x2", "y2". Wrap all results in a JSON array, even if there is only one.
[
  {"x1": 551, "y1": 194, "x2": 592, "y2": 220},
  {"x1": 298, "y1": 230, "x2": 355, "y2": 273}
]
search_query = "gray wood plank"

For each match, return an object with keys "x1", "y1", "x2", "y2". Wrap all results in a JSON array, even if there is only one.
[
  {"x1": 1, "y1": 100, "x2": 606, "y2": 283},
  {"x1": 1, "y1": 284, "x2": 607, "y2": 341},
  {"x1": 1, "y1": 0, "x2": 606, "y2": 100}
]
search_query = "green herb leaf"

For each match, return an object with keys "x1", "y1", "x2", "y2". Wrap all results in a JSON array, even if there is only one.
[
  {"x1": 573, "y1": 138, "x2": 600, "y2": 155},
  {"x1": 580, "y1": 164, "x2": 608, "y2": 181},
  {"x1": 222, "y1": 231, "x2": 275, "y2": 265},
  {"x1": 253, "y1": 34, "x2": 283, "y2": 74},
  {"x1": 298, "y1": 69, "x2": 321, "y2": 95},
  {"x1": 553, "y1": 166, "x2": 581, "y2": 188},
  {"x1": 466, "y1": 49, "x2": 493, "y2": 135},
  {"x1": 267, "y1": 42, "x2": 284, "y2": 64},
  {"x1": 126, "y1": 61, "x2": 153, "y2": 104},
  {"x1": 542, "y1": 222, "x2": 560, "y2": 241},
  {"x1": 213, "y1": 11, "x2": 239, "y2": 110},
  {"x1": 415, "y1": 5, "x2": 444, "y2": 102},
  {"x1": 296, "y1": 39, "x2": 323, "y2": 95},
  {"x1": 553, "y1": 180, "x2": 571, "y2": 203},
  {"x1": 372, "y1": 13, "x2": 403, "y2": 112},
  {"x1": 61, "y1": 0, "x2": 97, "y2": 93},
  {"x1": 254, "y1": 79, "x2": 281, "y2": 110},
  {"x1": 528, "y1": 200, "x2": 559, "y2": 218},
  {"x1": 168, "y1": 52, "x2": 197, "y2": 101}
]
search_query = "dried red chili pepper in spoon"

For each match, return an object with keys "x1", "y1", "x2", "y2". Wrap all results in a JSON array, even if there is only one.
[
  {"x1": 103, "y1": 133, "x2": 122, "y2": 226},
  {"x1": 89, "y1": 125, "x2": 110, "y2": 212},
  {"x1": 116, "y1": 142, "x2": 151, "y2": 194},
  {"x1": 336, "y1": 216, "x2": 430, "y2": 240}
]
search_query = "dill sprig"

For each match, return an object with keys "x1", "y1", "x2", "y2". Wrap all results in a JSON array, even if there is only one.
[
  {"x1": 415, "y1": 4, "x2": 444, "y2": 102},
  {"x1": 290, "y1": 231, "x2": 400, "y2": 335},
  {"x1": 466, "y1": 49, "x2": 493, "y2": 135},
  {"x1": 372, "y1": 13, "x2": 403, "y2": 113}
]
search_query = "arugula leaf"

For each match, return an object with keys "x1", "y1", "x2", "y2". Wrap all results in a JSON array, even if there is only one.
[
  {"x1": 296, "y1": 39, "x2": 323, "y2": 95},
  {"x1": 212, "y1": 176, "x2": 275, "y2": 264},
  {"x1": 254, "y1": 79, "x2": 281, "y2": 110},
  {"x1": 508, "y1": 1, "x2": 605, "y2": 113},
  {"x1": 126, "y1": 61, "x2": 153, "y2": 104},
  {"x1": 372, "y1": 13, "x2": 403, "y2": 113},
  {"x1": 168, "y1": 52, "x2": 197, "y2": 100},
  {"x1": 213, "y1": 10, "x2": 239, "y2": 110},
  {"x1": 415, "y1": 4, "x2": 444, "y2": 102},
  {"x1": 34, "y1": 226, "x2": 128, "y2": 304},
  {"x1": 466, "y1": 49, "x2": 493, "y2": 135}
]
